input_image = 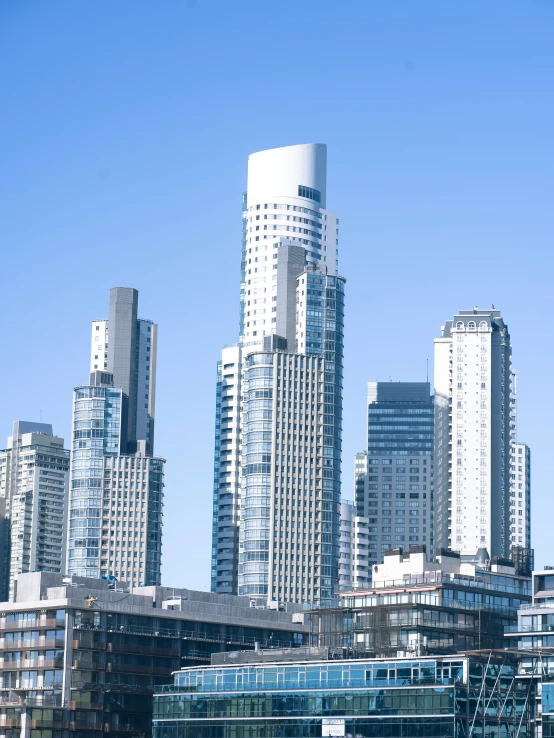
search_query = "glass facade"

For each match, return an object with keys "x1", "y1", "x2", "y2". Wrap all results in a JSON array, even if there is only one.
[
  {"x1": 153, "y1": 655, "x2": 532, "y2": 738},
  {"x1": 68, "y1": 386, "x2": 125, "y2": 577}
]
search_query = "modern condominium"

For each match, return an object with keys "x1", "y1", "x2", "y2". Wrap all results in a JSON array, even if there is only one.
[
  {"x1": 354, "y1": 382, "x2": 433, "y2": 567},
  {"x1": 211, "y1": 144, "x2": 344, "y2": 605},
  {"x1": 67, "y1": 287, "x2": 164, "y2": 586},
  {"x1": 0, "y1": 421, "x2": 69, "y2": 599},
  {"x1": 434, "y1": 308, "x2": 516, "y2": 558}
]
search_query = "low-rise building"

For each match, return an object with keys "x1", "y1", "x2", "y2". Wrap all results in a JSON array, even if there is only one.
[
  {"x1": 152, "y1": 648, "x2": 532, "y2": 738},
  {"x1": 0, "y1": 572, "x2": 310, "y2": 738},
  {"x1": 314, "y1": 545, "x2": 531, "y2": 658}
]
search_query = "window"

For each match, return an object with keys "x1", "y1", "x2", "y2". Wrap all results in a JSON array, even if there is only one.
[{"x1": 298, "y1": 185, "x2": 321, "y2": 203}]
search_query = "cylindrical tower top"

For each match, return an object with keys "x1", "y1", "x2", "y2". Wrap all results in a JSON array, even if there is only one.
[{"x1": 247, "y1": 143, "x2": 327, "y2": 208}]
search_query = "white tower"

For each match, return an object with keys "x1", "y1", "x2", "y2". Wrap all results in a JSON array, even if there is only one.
[{"x1": 434, "y1": 308, "x2": 515, "y2": 558}]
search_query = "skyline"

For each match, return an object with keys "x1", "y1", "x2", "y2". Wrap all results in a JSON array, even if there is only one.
[{"x1": 2, "y1": 1, "x2": 554, "y2": 590}]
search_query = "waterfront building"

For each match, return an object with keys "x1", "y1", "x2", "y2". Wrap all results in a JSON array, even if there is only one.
[
  {"x1": 434, "y1": 308, "x2": 517, "y2": 558},
  {"x1": 212, "y1": 144, "x2": 344, "y2": 606},
  {"x1": 67, "y1": 288, "x2": 164, "y2": 586},
  {"x1": 0, "y1": 421, "x2": 69, "y2": 600},
  {"x1": 0, "y1": 571, "x2": 309, "y2": 738},
  {"x1": 152, "y1": 648, "x2": 532, "y2": 738},
  {"x1": 354, "y1": 382, "x2": 433, "y2": 568},
  {"x1": 314, "y1": 545, "x2": 531, "y2": 658},
  {"x1": 338, "y1": 501, "x2": 371, "y2": 590}
]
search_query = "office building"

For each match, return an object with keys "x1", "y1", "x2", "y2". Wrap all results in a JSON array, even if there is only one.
[
  {"x1": 338, "y1": 501, "x2": 371, "y2": 590},
  {"x1": 354, "y1": 382, "x2": 433, "y2": 567},
  {"x1": 211, "y1": 144, "x2": 344, "y2": 605},
  {"x1": 510, "y1": 442, "x2": 531, "y2": 549},
  {"x1": 314, "y1": 545, "x2": 531, "y2": 658},
  {"x1": 153, "y1": 649, "x2": 532, "y2": 738},
  {"x1": 67, "y1": 288, "x2": 164, "y2": 586},
  {"x1": 0, "y1": 421, "x2": 69, "y2": 600},
  {"x1": 434, "y1": 308, "x2": 516, "y2": 557},
  {"x1": 0, "y1": 571, "x2": 309, "y2": 738}
]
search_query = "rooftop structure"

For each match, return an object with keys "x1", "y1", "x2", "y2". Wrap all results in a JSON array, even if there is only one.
[{"x1": 313, "y1": 545, "x2": 531, "y2": 658}]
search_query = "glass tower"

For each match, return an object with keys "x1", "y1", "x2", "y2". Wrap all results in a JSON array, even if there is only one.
[{"x1": 354, "y1": 382, "x2": 434, "y2": 567}]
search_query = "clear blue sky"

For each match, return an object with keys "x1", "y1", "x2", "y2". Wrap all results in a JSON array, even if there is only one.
[{"x1": 1, "y1": 1, "x2": 553, "y2": 589}]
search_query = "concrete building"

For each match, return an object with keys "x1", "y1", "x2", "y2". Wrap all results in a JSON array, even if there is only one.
[
  {"x1": 0, "y1": 572, "x2": 309, "y2": 738},
  {"x1": 314, "y1": 545, "x2": 531, "y2": 658},
  {"x1": 153, "y1": 649, "x2": 532, "y2": 738},
  {"x1": 510, "y1": 442, "x2": 531, "y2": 549},
  {"x1": 67, "y1": 288, "x2": 164, "y2": 586},
  {"x1": 339, "y1": 501, "x2": 371, "y2": 590},
  {"x1": 212, "y1": 144, "x2": 344, "y2": 606},
  {"x1": 354, "y1": 382, "x2": 433, "y2": 568},
  {"x1": 90, "y1": 287, "x2": 157, "y2": 454},
  {"x1": 434, "y1": 308, "x2": 516, "y2": 558},
  {"x1": 0, "y1": 422, "x2": 69, "y2": 600}
]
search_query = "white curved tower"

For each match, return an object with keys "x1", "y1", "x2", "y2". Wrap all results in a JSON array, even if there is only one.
[
  {"x1": 240, "y1": 144, "x2": 339, "y2": 349},
  {"x1": 211, "y1": 144, "x2": 344, "y2": 603}
]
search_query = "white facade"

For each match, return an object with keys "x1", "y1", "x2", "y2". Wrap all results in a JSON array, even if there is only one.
[
  {"x1": 241, "y1": 144, "x2": 339, "y2": 351},
  {"x1": 90, "y1": 320, "x2": 108, "y2": 372},
  {"x1": 0, "y1": 422, "x2": 69, "y2": 599},
  {"x1": 339, "y1": 501, "x2": 371, "y2": 590},
  {"x1": 434, "y1": 309, "x2": 515, "y2": 558},
  {"x1": 510, "y1": 443, "x2": 531, "y2": 548},
  {"x1": 212, "y1": 144, "x2": 344, "y2": 604}
]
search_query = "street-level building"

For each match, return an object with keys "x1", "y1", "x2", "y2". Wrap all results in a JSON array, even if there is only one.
[
  {"x1": 0, "y1": 572, "x2": 310, "y2": 738},
  {"x1": 152, "y1": 648, "x2": 532, "y2": 738},
  {"x1": 0, "y1": 422, "x2": 69, "y2": 600}
]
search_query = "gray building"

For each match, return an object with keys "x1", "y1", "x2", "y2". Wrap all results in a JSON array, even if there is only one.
[
  {"x1": 354, "y1": 382, "x2": 433, "y2": 567},
  {"x1": 0, "y1": 571, "x2": 309, "y2": 738},
  {"x1": 434, "y1": 308, "x2": 517, "y2": 557},
  {"x1": 0, "y1": 422, "x2": 69, "y2": 600},
  {"x1": 212, "y1": 144, "x2": 344, "y2": 606},
  {"x1": 67, "y1": 288, "x2": 164, "y2": 586}
]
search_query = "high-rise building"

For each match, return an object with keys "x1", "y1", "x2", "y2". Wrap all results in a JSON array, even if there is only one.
[
  {"x1": 90, "y1": 287, "x2": 157, "y2": 454},
  {"x1": 354, "y1": 383, "x2": 433, "y2": 567},
  {"x1": 510, "y1": 442, "x2": 531, "y2": 549},
  {"x1": 0, "y1": 421, "x2": 69, "y2": 599},
  {"x1": 211, "y1": 144, "x2": 344, "y2": 605},
  {"x1": 339, "y1": 501, "x2": 371, "y2": 590},
  {"x1": 434, "y1": 308, "x2": 516, "y2": 558},
  {"x1": 67, "y1": 288, "x2": 164, "y2": 586}
]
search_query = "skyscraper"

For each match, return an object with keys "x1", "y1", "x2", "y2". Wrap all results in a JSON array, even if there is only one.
[
  {"x1": 0, "y1": 421, "x2": 69, "y2": 599},
  {"x1": 211, "y1": 144, "x2": 344, "y2": 604},
  {"x1": 354, "y1": 382, "x2": 433, "y2": 567},
  {"x1": 67, "y1": 287, "x2": 164, "y2": 586},
  {"x1": 434, "y1": 308, "x2": 516, "y2": 558}
]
